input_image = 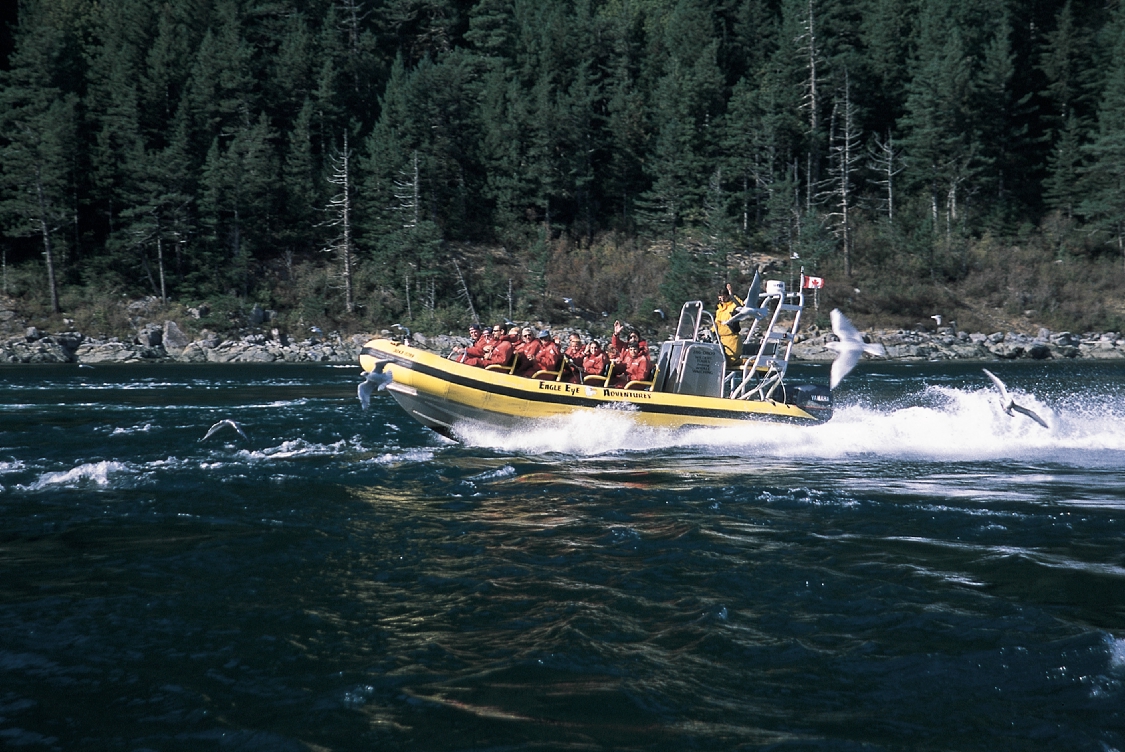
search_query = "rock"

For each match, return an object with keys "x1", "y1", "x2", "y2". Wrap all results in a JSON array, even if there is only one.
[
  {"x1": 75, "y1": 342, "x2": 161, "y2": 364},
  {"x1": 163, "y1": 321, "x2": 189, "y2": 353},
  {"x1": 988, "y1": 342, "x2": 1025, "y2": 359},
  {"x1": 136, "y1": 323, "x2": 163, "y2": 347},
  {"x1": 249, "y1": 304, "x2": 266, "y2": 325},
  {"x1": 175, "y1": 342, "x2": 208, "y2": 362},
  {"x1": 25, "y1": 326, "x2": 40, "y2": 341},
  {"x1": 188, "y1": 304, "x2": 210, "y2": 319}
]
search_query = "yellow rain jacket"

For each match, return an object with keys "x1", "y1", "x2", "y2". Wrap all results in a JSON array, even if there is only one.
[{"x1": 715, "y1": 295, "x2": 744, "y2": 366}]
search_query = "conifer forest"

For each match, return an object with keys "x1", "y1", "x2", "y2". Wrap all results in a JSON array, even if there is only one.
[{"x1": 2, "y1": 0, "x2": 1125, "y2": 335}]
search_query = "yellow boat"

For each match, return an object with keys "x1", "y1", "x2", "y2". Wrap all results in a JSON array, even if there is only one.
[{"x1": 358, "y1": 281, "x2": 833, "y2": 438}]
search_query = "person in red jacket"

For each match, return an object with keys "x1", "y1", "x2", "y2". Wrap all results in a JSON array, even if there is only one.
[
  {"x1": 513, "y1": 327, "x2": 540, "y2": 376},
  {"x1": 482, "y1": 334, "x2": 514, "y2": 369},
  {"x1": 612, "y1": 341, "x2": 652, "y2": 388},
  {"x1": 611, "y1": 320, "x2": 647, "y2": 357},
  {"x1": 529, "y1": 330, "x2": 562, "y2": 378},
  {"x1": 562, "y1": 332, "x2": 585, "y2": 382},
  {"x1": 452, "y1": 324, "x2": 486, "y2": 365},
  {"x1": 581, "y1": 340, "x2": 609, "y2": 379}
]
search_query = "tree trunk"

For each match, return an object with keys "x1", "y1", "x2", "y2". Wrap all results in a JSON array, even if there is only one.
[
  {"x1": 35, "y1": 167, "x2": 60, "y2": 314},
  {"x1": 157, "y1": 235, "x2": 167, "y2": 305}
]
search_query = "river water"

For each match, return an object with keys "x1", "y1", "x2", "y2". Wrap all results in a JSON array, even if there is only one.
[{"x1": 1, "y1": 361, "x2": 1122, "y2": 750}]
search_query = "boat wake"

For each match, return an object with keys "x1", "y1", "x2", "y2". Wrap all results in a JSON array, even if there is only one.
[{"x1": 455, "y1": 384, "x2": 1125, "y2": 464}]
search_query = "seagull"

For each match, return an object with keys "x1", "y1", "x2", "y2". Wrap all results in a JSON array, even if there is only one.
[
  {"x1": 562, "y1": 297, "x2": 575, "y2": 313},
  {"x1": 827, "y1": 309, "x2": 886, "y2": 389},
  {"x1": 727, "y1": 273, "x2": 768, "y2": 325},
  {"x1": 931, "y1": 314, "x2": 943, "y2": 327},
  {"x1": 310, "y1": 326, "x2": 323, "y2": 335},
  {"x1": 200, "y1": 419, "x2": 249, "y2": 442},
  {"x1": 653, "y1": 308, "x2": 665, "y2": 319},
  {"x1": 358, "y1": 361, "x2": 393, "y2": 409},
  {"x1": 983, "y1": 369, "x2": 1049, "y2": 428}
]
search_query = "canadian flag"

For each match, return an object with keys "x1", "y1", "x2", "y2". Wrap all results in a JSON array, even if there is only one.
[{"x1": 801, "y1": 274, "x2": 825, "y2": 289}]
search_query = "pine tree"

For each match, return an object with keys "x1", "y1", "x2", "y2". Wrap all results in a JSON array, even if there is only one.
[
  {"x1": 0, "y1": 13, "x2": 79, "y2": 313},
  {"x1": 899, "y1": 5, "x2": 975, "y2": 247},
  {"x1": 1079, "y1": 14, "x2": 1125, "y2": 266}
]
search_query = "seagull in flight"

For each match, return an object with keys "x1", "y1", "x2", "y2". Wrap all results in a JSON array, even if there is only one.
[
  {"x1": 200, "y1": 419, "x2": 249, "y2": 442},
  {"x1": 982, "y1": 369, "x2": 1049, "y2": 428},
  {"x1": 827, "y1": 309, "x2": 886, "y2": 389},
  {"x1": 726, "y1": 272, "x2": 768, "y2": 325},
  {"x1": 358, "y1": 361, "x2": 393, "y2": 409}
]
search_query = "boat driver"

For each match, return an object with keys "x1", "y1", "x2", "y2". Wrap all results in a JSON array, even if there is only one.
[{"x1": 714, "y1": 283, "x2": 744, "y2": 367}]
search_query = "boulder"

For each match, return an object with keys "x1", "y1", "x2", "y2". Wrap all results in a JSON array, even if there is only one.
[
  {"x1": 163, "y1": 321, "x2": 190, "y2": 353},
  {"x1": 136, "y1": 323, "x2": 163, "y2": 347},
  {"x1": 75, "y1": 342, "x2": 160, "y2": 364}
]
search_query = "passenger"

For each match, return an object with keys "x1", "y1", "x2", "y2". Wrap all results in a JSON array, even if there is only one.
[
  {"x1": 612, "y1": 341, "x2": 652, "y2": 388},
  {"x1": 513, "y1": 327, "x2": 540, "y2": 376},
  {"x1": 581, "y1": 340, "x2": 609, "y2": 379},
  {"x1": 562, "y1": 332, "x2": 585, "y2": 382},
  {"x1": 490, "y1": 324, "x2": 508, "y2": 343},
  {"x1": 451, "y1": 323, "x2": 486, "y2": 365},
  {"x1": 482, "y1": 331, "x2": 514, "y2": 369},
  {"x1": 715, "y1": 282, "x2": 744, "y2": 367},
  {"x1": 529, "y1": 330, "x2": 562, "y2": 378},
  {"x1": 611, "y1": 320, "x2": 647, "y2": 355}
]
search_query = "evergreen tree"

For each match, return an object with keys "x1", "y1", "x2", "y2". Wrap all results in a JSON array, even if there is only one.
[
  {"x1": 0, "y1": 10, "x2": 79, "y2": 313},
  {"x1": 899, "y1": 5, "x2": 975, "y2": 246},
  {"x1": 1079, "y1": 13, "x2": 1125, "y2": 265}
]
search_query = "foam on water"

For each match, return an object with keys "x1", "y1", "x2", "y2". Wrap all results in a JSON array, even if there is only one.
[
  {"x1": 367, "y1": 448, "x2": 437, "y2": 465},
  {"x1": 456, "y1": 384, "x2": 1125, "y2": 463},
  {"x1": 236, "y1": 438, "x2": 355, "y2": 460},
  {"x1": 108, "y1": 423, "x2": 157, "y2": 436},
  {"x1": 23, "y1": 461, "x2": 130, "y2": 490},
  {"x1": 1109, "y1": 635, "x2": 1125, "y2": 670}
]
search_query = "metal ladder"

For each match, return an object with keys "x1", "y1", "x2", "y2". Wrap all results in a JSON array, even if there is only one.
[{"x1": 730, "y1": 287, "x2": 804, "y2": 401}]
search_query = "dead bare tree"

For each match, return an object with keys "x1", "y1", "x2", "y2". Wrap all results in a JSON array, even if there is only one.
[
  {"x1": 825, "y1": 71, "x2": 861, "y2": 276},
  {"x1": 324, "y1": 131, "x2": 355, "y2": 313}
]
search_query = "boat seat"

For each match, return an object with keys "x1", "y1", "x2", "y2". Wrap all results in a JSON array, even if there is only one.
[
  {"x1": 485, "y1": 360, "x2": 517, "y2": 374},
  {"x1": 583, "y1": 363, "x2": 614, "y2": 387},
  {"x1": 623, "y1": 379, "x2": 654, "y2": 391},
  {"x1": 532, "y1": 359, "x2": 567, "y2": 381}
]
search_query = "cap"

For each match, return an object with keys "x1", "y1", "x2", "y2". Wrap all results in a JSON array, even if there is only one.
[{"x1": 537, "y1": 330, "x2": 551, "y2": 339}]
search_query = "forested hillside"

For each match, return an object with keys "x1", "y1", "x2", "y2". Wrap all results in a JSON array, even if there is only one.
[{"x1": 2, "y1": 0, "x2": 1125, "y2": 336}]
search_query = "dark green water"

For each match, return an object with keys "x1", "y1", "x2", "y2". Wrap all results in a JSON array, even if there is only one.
[{"x1": 1, "y1": 361, "x2": 1123, "y2": 750}]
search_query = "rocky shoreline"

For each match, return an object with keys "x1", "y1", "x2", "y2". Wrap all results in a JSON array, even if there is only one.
[{"x1": 2, "y1": 316, "x2": 1125, "y2": 366}]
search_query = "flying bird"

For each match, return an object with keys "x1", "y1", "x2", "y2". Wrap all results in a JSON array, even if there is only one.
[
  {"x1": 200, "y1": 419, "x2": 249, "y2": 442},
  {"x1": 982, "y1": 369, "x2": 1049, "y2": 428},
  {"x1": 827, "y1": 309, "x2": 886, "y2": 389},
  {"x1": 931, "y1": 314, "x2": 943, "y2": 327},
  {"x1": 358, "y1": 361, "x2": 393, "y2": 409},
  {"x1": 562, "y1": 297, "x2": 575, "y2": 313},
  {"x1": 726, "y1": 272, "x2": 768, "y2": 325},
  {"x1": 653, "y1": 308, "x2": 665, "y2": 319}
]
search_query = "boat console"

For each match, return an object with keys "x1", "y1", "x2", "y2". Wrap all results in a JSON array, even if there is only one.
[{"x1": 650, "y1": 276, "x2": 832, "y2": 420}]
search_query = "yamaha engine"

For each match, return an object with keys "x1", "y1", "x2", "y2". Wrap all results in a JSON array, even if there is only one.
[{"x1": 782, "y1": 383, "x2": 833, "y2": 422}]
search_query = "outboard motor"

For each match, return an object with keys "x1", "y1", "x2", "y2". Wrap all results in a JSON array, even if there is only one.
[{"x1": 781, "y1": 383, "x2": 833, "y2": 422}]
